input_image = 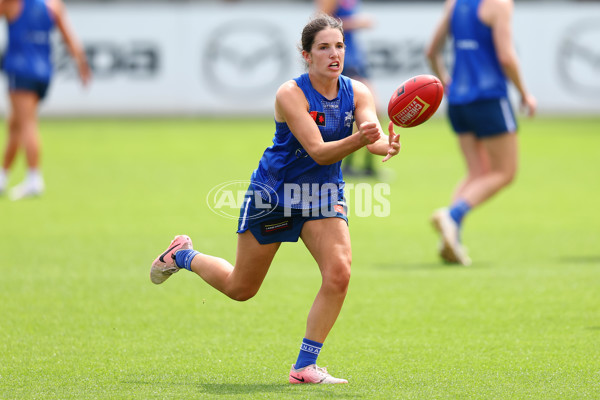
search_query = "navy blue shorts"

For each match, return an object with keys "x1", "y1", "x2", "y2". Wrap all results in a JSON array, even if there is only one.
[
  {"x1": 448, "y1": 97, "x2": 517, "y2": 138},
  {"x1": 237, "y1": 192, "x2": 349, "y2": 245},
  {"x1": 7, "y1": 74, "x2": 50, "y2": 100}
]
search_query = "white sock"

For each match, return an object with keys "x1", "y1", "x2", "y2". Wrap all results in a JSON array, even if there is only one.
[
  {"x1": 26, "y1": 169, "x2": 43, "y2": 183},
  {"x1": 0, "y1": 171, "x2": 7, "y2": 193}
]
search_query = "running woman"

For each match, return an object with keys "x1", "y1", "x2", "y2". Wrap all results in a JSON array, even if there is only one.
[
  {"x1": 150, "y1": 13, "x2": 400, "y2": 384},
  {"x1": 426, "y1": 0, "x2": 536, "y2": 265}
]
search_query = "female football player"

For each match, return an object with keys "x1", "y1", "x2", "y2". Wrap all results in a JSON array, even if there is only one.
[
  {"x1": 426, "y1": 0, "x2": 536, "y2": 265},
  {"x1": 0, "y1": 0, "x2": 91, "y2": 199},
  {"x1": 150, "y1": 13, "x2": 400, "y2": 384}
]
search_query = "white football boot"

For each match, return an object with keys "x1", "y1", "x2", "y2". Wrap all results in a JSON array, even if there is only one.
[
  {"x1": 0, "y1": 172, "x2": 6, "y2": 196},
  {"x1": 9, "y1": 175, "x2": 45, "y2": 201},
  {"x1": 431, "y1": 208, "x2": 471, "y2": 266}
]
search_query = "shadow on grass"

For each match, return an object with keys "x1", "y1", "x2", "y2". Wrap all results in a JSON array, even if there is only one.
[
  {"x1": 197, "y1": 382, "x2": 362, "y2": 398},
  {"x1": 373, "y1": 262, "x2": 447, "y2": 271},
  {"x1": 121, "y1": 381, "x2": 361, "y2": 398},
  {"x1": 373, "y1": 261, "x2": 493, "y2": 270},
  {"x1": 558, "y1": 255, "x2": 600, "y2": 265}
]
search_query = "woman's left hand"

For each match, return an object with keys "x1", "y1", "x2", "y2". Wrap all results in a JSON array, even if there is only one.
[{"x1": 382, "y1": 121, "x2": 401, "y2": 162}]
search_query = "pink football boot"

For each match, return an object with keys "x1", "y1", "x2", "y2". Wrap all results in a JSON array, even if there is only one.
[
  {"x1": 150, "y1": 235, "x2": 193, "y2": 284},
  {"x1": 289, "y1": 364, "x2": 348, "y2": 384}
]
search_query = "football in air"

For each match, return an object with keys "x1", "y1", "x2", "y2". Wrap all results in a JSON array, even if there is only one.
[{"x1": 388, "y1": 74, "x2": 444, "y2": 128}]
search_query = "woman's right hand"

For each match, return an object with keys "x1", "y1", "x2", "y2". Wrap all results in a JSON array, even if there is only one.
[
  {"x1": 357, "y1": 121, "x2": 381, "y2": 145},
  {"x1": 521, "y1": 93, "x2": 537, "y2": 117}
]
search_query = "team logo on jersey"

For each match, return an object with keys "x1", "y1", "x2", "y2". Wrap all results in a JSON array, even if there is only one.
[
  {"x1": 344, "y1": 111, "x2": 354, "y2": 128},
  {"x1": 310, "y1": 111, "x2": 326, "y2": 126}
]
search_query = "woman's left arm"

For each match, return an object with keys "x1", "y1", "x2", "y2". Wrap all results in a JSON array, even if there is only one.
[
  {"x1": 353, "y1": 80, "x2": 401, "y2": 162},
  {"x1": 48, "y1": 0, "x2": 91, "y2": 86}
]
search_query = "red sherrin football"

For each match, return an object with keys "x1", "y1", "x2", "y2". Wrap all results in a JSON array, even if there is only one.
[{"x1": 388, "y1": 74, "x2": 444, "y2": 128}]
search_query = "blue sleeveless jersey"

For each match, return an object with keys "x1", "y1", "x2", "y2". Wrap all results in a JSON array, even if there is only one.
[
  {"x1": 448, "y1": 0, "x2": 507, "y2": 104},
  {"x1": 334, "y1": 0, "x2": 366, "y2": 74},
  {"x1": 3, "y1": 0, "x2": 55, "y2": 81},
  {"x1": 251, "y1": 73, "x2": 355, "y2": 209}
]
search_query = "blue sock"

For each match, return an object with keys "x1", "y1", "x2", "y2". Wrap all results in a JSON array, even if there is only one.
[
  {"x1": 449, "y1": 199, "x2": 471, "y2": 226},
  {"x1": 174, "y1": 249, "x2": 200, "y2": 271},
  {"x1": 294, "y1": 338, "x2": 323, "y2": 369}
]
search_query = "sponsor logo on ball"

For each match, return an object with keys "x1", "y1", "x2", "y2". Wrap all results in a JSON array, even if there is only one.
[{"x1": 392, "y1": 96, "x2": 430, "y2": 127}]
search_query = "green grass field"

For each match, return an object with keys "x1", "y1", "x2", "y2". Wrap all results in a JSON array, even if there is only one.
[{"x1": 1, "y1": 116, "x2": 599, "y2": 399}]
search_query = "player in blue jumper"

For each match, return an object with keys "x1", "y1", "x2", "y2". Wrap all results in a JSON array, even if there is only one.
[
  {"x1": 0, "y1": 0, "x2": 91, "y2": 199},
  {"x1": 150, "y1": 14, "x2": 401, "y2": 384},
  {"x1": 426, "y1": 0, "x2": 536, "y2": 265}
]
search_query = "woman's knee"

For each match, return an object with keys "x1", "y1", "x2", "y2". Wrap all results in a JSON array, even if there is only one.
[
  {"x1": 226, "y1": 284, "x2": 260, "y2": 302},
  {"x1": 322, "y1": 259, "x2": 352, "y2": 294},
  {"x1": 467, "y1": 163, "x2": 492, "y2": 181},
  {"x1": 497, "y1": 165, "x2": 517, "y2": 187},
  {"x1": 8, "y1": 116, "x2": 20, "y2": 137},
  {"x1": 504, "y1": 169, "x2": 517, "y2": 186}
]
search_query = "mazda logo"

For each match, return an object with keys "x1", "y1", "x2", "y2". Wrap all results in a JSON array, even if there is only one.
[
  {"x1": 557, "y1": 19, "x2": 600, "y2": 96},
  {"x1": 202, "y1": 21, "x2": 290, "y2": 99}
]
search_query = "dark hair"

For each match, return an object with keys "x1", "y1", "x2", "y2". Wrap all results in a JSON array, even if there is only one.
[{"x1": 300, "y1": 13, "x2": 344, "y2": 53}]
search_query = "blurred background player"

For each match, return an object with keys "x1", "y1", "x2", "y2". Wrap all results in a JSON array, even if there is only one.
[
  {"x1": 149, "y1": 14, "x2": 400, "y2": 384},
  {"x1": 0, "y1": 0, "x2": 91, "y2": 200},
  {"x1": 316, "y1": 0, "x2": 377, "y2": 177},
  {"x1": 426, "y1": 0, "x2": 536, "y2": 265}
]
